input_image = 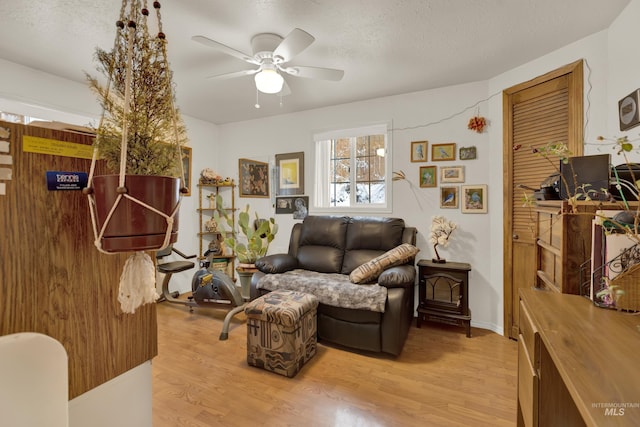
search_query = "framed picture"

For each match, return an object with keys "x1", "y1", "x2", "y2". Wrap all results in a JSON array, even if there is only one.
[
  {"x1": 180, "y1": 146, "x2": 192, "y2": 196},
  {"x1": 238, "y1": 158, "x2": 269, "y2": 198},
  {"x1": 461, "y1": 184, "x2": 488, "y2": 213},
  {"x1": 276, "y1": 196, "x2": 309, "y2": 219},
  {"x1": 419, "y1": 166, "x2": 437, "y2": 188},
  {"x1": 459, "y1": 146, "x2": 477, "y2": 160},
  {"x1": 275, "y1": 151, "x2": 304, "y2": 196},
  {"x1": 432, "y1": 143, "x2": 456, "y2": 161},
  {"x1": 440, "y1": 186, "x2": 459, "y2": 209},
  {"x1": 440, "y1": 165, "x2": 464, "y2": 183},
  {"x1": 411, "y1": 141, "x2": 428, "y2": 162}
]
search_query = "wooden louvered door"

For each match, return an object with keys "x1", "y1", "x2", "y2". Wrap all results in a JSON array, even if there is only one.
[{"x1": 503, "y1": 60, "x2": 583, "y2": 339}]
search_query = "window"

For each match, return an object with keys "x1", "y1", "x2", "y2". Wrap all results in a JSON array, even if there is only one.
[{"x1": 313, "y1": 122, "x2": 392, "y2": 213}]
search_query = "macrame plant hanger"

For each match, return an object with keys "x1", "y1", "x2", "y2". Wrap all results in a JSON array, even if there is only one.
[{"x1": 84, "y1": 0, "x2": 187, "y2": 314}]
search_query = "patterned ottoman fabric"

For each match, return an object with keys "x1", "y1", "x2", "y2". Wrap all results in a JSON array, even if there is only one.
[{"x1": 244, "y1": 290, "x2": 318, "y2": 377}]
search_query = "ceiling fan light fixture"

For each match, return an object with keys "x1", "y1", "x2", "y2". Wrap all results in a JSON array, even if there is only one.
[{"x1": 254, "y1": 66, "x2": 284, "y2": 94}]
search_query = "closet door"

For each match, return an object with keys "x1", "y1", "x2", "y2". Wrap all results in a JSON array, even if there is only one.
[{"x1": 503, "y1": 60, "x2": 583, "y2": 339}]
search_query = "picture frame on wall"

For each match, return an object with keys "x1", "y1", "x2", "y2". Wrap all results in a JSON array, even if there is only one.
[
  {"x1": 440, "y1": 165, "x2": 464, "y2": 183},
  {"x1": 419, "y1": 166, "x2": 437, "y2": 188},
  {"x1": 239, "y1": 158, "x2": 270, "y2": 198},
  {"x1": 459, "y1": 146, "x2": 477, "y2": 160},
  {"x1": 440, "y1": 186, "x2": 459, "y2": 209},
  {"x1": 432, "y1": 143, "x2": 456, "y2": 161},
  {"x1": 275, "y1": 151, "x2": 304, "y2": 196},
  {"x1": 276, "y1": 195, "x2": 309, "y2": 219},
  {"x1": 461, "y1": 184, "x2": 488, "y2": 213},
  {"x1": 411, "y1": 141, "x2": 428, "y2": 162}
]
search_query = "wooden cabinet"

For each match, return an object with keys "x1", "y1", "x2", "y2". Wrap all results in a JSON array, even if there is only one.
[
  {"x1": 517, "y1": 299, "x2": 539, "y2": 427},
  {"x1": 517, "y1": 289, "x2": 640, "y2": 426},
  {"x1": 534, "y1": 201, "x2": 592, "y2": 294},
  {"x1": 534, "y1": 201, "x2": 638, "y2": 294},
  {"x1": 197, "y1": 181, "x2": 235, "y2": 278}
]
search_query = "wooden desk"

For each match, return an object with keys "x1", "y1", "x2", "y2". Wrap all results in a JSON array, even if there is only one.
[{"x1": 518, "y1": 289, "x2": 640, "y2": 426}]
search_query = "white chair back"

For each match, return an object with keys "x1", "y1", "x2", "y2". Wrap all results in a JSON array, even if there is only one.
[{"x1": 0, "y1": 332, "x2": 69, "y2": 427}]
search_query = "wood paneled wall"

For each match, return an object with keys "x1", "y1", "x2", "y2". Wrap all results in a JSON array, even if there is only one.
[{"x1": 0, "y1": 120, "x2": 157, "y2": 399}]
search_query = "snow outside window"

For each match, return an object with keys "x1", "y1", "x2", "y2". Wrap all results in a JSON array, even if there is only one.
[{"x1": 313, "y1": 122, "x2": 392, "y2": 213}]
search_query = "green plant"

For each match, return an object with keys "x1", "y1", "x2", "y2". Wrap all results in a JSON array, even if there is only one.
[
  {"x1": 86, "y1": 4, "x2": 187, "y2": 176},
  {"x1": 213, "y1": 195, "x2": 278, "y2": 264}
]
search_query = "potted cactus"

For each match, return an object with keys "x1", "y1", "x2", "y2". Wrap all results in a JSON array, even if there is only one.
[{"x1": 214, "y1": 196, "x2": 278, "y2": 298}]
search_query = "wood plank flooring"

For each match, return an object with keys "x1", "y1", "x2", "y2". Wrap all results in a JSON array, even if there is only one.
[{"x1": 152, "y1": 301, "x2": 517, "y2": 426}]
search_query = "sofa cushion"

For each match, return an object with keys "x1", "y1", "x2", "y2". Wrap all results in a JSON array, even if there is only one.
[
  {"x1": 297, "y1": 216, "x2": 349, "y2": 273},
  {"x1": 342, "y1": 217, "x2": 405, "y2": 274},
  {"x1": 349, "y1": 243, "x2": 419, "y2": 284}
]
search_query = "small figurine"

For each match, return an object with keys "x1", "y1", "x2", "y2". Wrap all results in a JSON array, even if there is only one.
[
  {"x1": 200, "y1": 168, "x2": 222, "y2": 184},
  {"x1": 204, "y1": 218, "x2": 218, "y2": 232}
]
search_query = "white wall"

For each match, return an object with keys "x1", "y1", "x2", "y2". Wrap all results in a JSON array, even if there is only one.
[
  {"x1": 607, "y1": 0, "x2": 640, "y2": 164},
  {"x1": 68, "y1": 363, "x2": 152, "y2": 427},
  {"x1": 217, "y1": 81, "x2": 501, "y2": 329}
]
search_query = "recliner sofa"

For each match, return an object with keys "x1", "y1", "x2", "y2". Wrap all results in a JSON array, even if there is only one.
[{"x1": 250, "y1": 215, "x2": 417, "y2": 356}]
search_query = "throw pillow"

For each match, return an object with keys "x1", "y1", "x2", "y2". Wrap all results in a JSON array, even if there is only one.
[{"x1": 349, "y1": 243, "x2": 419, "y2": 284}]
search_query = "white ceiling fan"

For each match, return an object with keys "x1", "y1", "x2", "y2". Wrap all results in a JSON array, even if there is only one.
[{"x1": 192, "y1": 28, "x2": 344, "y2": 96}]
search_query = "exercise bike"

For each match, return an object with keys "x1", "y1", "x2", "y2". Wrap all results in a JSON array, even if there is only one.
[{"x1": 157, "y1": 245, "x2": 246, "y2": 340}]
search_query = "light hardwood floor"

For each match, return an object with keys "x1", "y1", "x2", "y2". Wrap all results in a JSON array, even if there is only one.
[{"x1": 152, "y1": 302, "x2": 517, "y2": 426}]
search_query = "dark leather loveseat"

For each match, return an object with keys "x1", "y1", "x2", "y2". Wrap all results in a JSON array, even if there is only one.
[{"x1": 250, "y1": 215, "x2": 417, "y2": 356}]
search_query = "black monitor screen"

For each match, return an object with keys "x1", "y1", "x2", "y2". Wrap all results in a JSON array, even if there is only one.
[{"x1": 559, "y1": 154, "x2": 610, "y2": 200}]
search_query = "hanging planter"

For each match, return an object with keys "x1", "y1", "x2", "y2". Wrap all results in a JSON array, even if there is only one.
[
  {"x1": 91, "y1": 174, "x2": 180, "y2": 253},
  {"x1": 84, "y1": 0, "x2": 188, "y2": 253},
  {"x1": 83, "y1": 0, "x2": 188, "y2": 313}
]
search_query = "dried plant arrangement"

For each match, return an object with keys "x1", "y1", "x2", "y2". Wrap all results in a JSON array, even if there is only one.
[{"x1": 86, "y1": 0, "x2": 188, "y2": 176}]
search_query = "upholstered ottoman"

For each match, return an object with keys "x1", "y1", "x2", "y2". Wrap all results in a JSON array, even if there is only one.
[{"x1": 244, "y1": 290, "x2": 318, "y2": 377}]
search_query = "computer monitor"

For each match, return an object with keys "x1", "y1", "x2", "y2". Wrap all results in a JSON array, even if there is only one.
[{"x1": 559, "y1": 154, "x2": 610, "y2": 200}]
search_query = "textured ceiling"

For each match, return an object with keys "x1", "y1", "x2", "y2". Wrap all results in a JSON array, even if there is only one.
[{"x1": 0, "y1": 0, "x2": 631, "y2": 124}]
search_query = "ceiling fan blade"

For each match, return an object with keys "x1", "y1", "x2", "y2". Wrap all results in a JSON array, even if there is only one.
[
  {"x1": 280, "y1": 65, "x2": 344, "y2": 81},
  {"x1": 205, "y1": 69, "x2": 259, "y2": 81},
  {"x1": 272, "y1": 28, "x2": 315, "y2": 63},
  {"x1": 192, "y1": 35, "x2": 259, "y2": 65}
]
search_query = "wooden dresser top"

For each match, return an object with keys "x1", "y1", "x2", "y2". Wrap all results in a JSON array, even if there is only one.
[{"x1": 520, "y1": 288, "x2": 640, "y2": 426}]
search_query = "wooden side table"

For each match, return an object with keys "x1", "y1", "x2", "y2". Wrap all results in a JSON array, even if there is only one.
[{"x1": 416, "y1": 259, "x2": 472, "y2": 337}]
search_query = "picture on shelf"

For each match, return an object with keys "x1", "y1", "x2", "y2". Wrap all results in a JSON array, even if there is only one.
[
  {"x1": 411, "y1": 141, "x2": 428, "y2": 162},
  {"x1": 461, "y1": 184, "x2": 488, "y2": 213},
  {"x1": 419, "y1": 166, "x2": 437, "y2": 188},
  {"x1": 440, "y1": 186, "x2": 459, "y2": 209},
  {"x1": 238, "y1": 158, "x2": 269, "y2": 198},
  {"x1": 432, "y1": 143, "x2": 456, "y2": 161}
]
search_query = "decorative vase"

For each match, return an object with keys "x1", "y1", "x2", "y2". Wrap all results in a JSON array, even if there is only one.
[
  {"x1": 236, "y1": 264, "x2": 258, "y2": 300},
  {"x1": 91, "y1": 174, "x2": 180, "y2": 253}
]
